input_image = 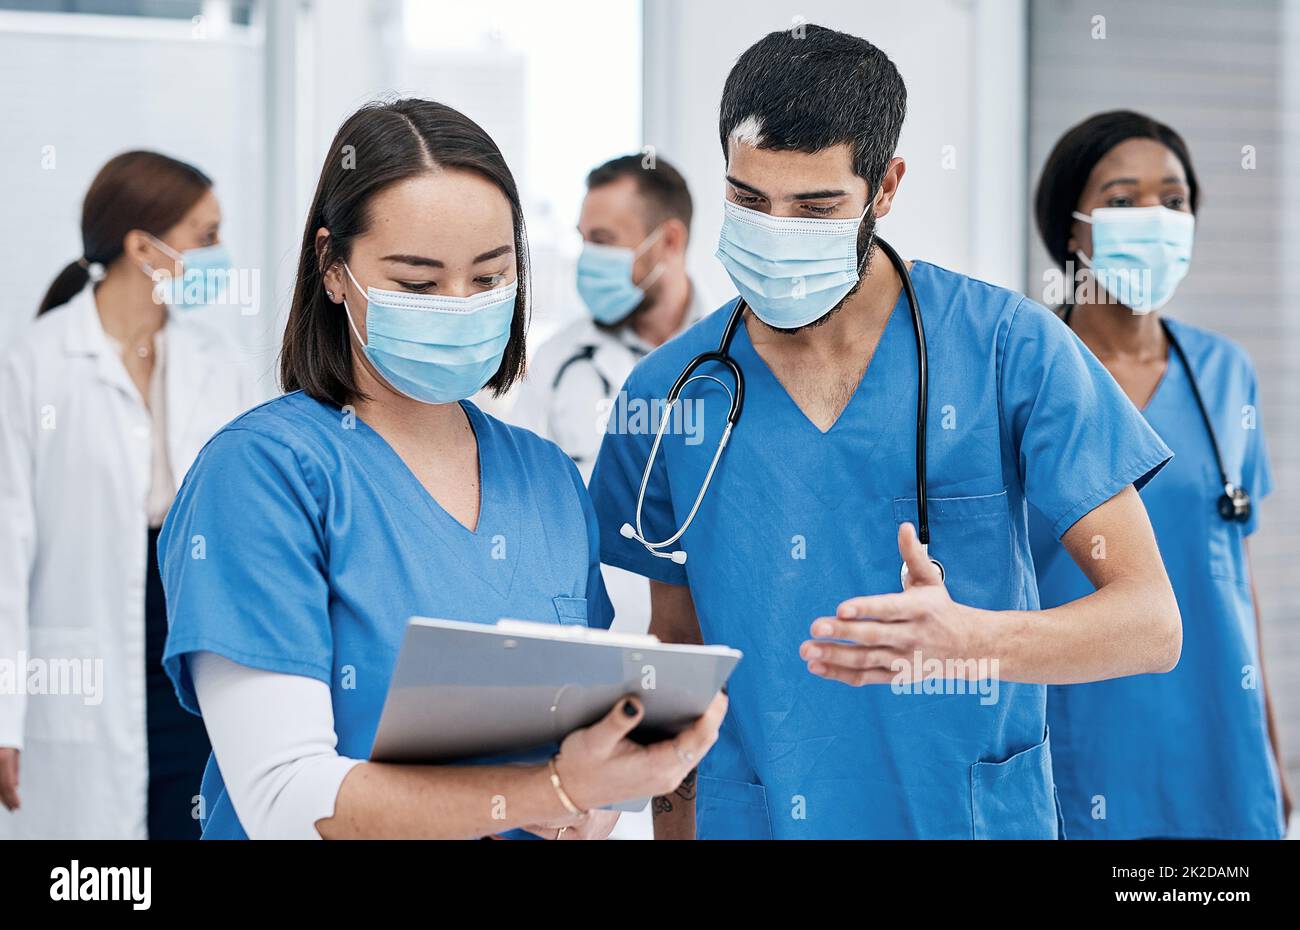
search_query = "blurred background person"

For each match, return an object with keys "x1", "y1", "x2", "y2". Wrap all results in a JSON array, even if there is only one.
[
  {"x1": 1030, "y1": 111, "x2": 1288, "y2": 839},
  {"x1": 511, "y1": 155, "x2": 709, "y2": 487},
  {"x1": 0, "y1": 151, "x2": 257, "y2": 839}
]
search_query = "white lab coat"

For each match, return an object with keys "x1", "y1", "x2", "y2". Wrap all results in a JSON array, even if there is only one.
[{"x1": 0, "y1": 285, "x2": 258, "y2": 839}]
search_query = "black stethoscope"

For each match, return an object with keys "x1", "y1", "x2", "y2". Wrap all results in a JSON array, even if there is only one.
[
  {"x1": 1062, "y1": 305, "x2": 1251, "y2": 523},
  {"x1": 619, "y1": 237, "x2": 944, "y2": 585}
]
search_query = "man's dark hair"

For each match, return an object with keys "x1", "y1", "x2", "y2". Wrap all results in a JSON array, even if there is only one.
[
  {"x1": 586, "y1": 154, "x2": 693, "y2": 237},
  {"x1": 719, "y1": 24, "x2": 907, "y2": 193},
  {"x1": 1035, "y1": 109, "x2": 1200, "y2": 269}
]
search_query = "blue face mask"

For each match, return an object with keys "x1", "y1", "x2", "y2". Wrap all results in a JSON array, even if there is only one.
[
  {"x1": 343, "y1": 264, "x2": 517, "y2": 405},
  {"x1": 146, "y1": 237, "x2": 234, "y2": 309},
  {"x1": 715, "y1": 199, "x2": 869, "y2": 330},
  {"x1": 1074, "y1": 206, "x2": 1195, "y2": 314},
  {"x1": 575, "y1": 228, "x2": 664, "y2": 325}
]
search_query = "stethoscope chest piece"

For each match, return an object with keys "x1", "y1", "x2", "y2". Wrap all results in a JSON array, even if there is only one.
[
  {"x1": 900, "y1": 556, "x2": 946, "y2": 588},
  {"x1": 1218, "y1": 484, "x2": 1252, "y2": 523}
]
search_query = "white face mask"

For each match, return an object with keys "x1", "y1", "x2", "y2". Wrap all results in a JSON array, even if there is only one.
[
  {"x1": 141, "y1": 234, "x2": 234, "y2": 309},
  {"x1": 714, "y1": 199, "x2": 870, "y2": 329},
  {"x1": 1073, "y1": 206, "x2": 1195, "y2": 314},
  {"x1": 341, "y1": 263, "x2": 518, "y2": 405}
]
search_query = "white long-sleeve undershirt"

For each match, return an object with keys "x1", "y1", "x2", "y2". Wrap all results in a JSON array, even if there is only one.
[{"x1": 190, "y1": 651, "x2": 362, "y2": 840}]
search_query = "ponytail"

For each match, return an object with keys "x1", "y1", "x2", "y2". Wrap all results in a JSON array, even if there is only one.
[{"x1": 37, "y1": 260, "x2": 93, "y2": 316}]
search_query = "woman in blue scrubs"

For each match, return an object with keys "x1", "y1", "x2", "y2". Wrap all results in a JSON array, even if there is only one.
[
  {"x1": 1031, "y1": 110, "x2": 1289, "y2": 839},
  {"x1": 158, "y1": 99, "x2": 724, "y2": 840}
]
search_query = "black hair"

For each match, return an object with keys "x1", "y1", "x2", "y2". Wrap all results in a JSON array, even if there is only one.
[
  {"x1": 585, "y1": 154, "x2": 693, "y2": 237},
  {"x1": 718, "y1": 24, "x2": 907, "y2": 193},
  {"x1": 280, "y1": 98, "x2": 529, "y2": 406},
  {"x1": 1035, "y1": 109, "x2": 1201, "y2": 268},
  {"x1": 39, "y1": 151, "x2": 212, "y2": 315}
]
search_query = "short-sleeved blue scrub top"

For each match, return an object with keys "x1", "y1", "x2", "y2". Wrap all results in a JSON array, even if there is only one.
[
  {"x1": 589, "y1": 262, "x2": 1172, "y2": 839},
  {"x1": 1030, "y1": 317, "x2": 1282, "y2": 840},
  {"x1": 160, "y1": 391, "x2": 613, "y2": 839}
]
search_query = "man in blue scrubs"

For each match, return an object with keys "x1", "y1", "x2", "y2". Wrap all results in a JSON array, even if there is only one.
[{"x1": 588, "y1": 25, "x2": 1183, "y2": 839}]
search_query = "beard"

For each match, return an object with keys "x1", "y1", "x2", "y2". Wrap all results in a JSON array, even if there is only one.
[
  {"x1": 756, "y1": 210, "x2": 879, "y2": 337},
  {"x1": 594, "y1": 290, "x2": 654, "y2": 333}
]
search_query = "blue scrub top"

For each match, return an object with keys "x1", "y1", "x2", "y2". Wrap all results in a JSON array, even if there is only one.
[
  {"x1": 160, "y1": 391, "x2": 613, "y2": 840},
  {"x1": 589, "y1": 262, "x2": 1172, "y2": 839},
  {"x1": 1030, "y1": 317, "x2": 1282, "y2": 840}
]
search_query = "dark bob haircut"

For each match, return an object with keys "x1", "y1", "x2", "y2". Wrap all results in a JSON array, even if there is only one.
[
  {"x1": 280, "y1": 98, "x2": 530, "y2": 406},
  {"x1": 1034, "y1": 109, "x2": 1200, "y2": 268},
  {"x1": 719, "y1": 24, "x2": 907, "y2": 193}
]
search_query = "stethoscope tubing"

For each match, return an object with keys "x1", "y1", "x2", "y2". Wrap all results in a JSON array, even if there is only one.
[
  {"x1": 1061, "y1": 303, "x2": 1250, "y2": 523},
  {"x1": 625, "y1": 236, "x2": 938, "y2": 571}
]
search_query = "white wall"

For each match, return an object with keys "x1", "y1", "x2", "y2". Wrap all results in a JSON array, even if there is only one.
[
  {"x1": 642, "y1": 0, "x2": 1028, "y2": 303},
  {"x1": 0, "y1": 10, "x2": 270, "y2": 375},
  {"x1": 258, "y1": 0, "x2": 397, "y2": 364}
]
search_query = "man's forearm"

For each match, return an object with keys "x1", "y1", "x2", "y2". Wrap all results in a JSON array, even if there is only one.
[
  {"x1": 651, "y1": 767, "x2": 697, "y2": 840},
  {"x1": 968, "y1": 574, "x2": 1180, "y2": 685}
]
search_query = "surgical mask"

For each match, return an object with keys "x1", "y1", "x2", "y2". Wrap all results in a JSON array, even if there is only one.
[
  {"x1": 715, "y1": 199, "x2": 869, "y2": 330},
  {"x1": 575, "y1": 228, "x2": 664, "y2": 325},
  {"x1": 144, "y1": 236, "x2": 233, "y2": 309},
  {"x1": 1073, "y1": 206, "x2": 1194, "y2": 314},
  {"x1": 342, "y1": 264, "x2": 517, "y2": 405}
]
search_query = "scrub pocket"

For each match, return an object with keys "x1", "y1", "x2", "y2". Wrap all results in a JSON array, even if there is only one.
[
  {"x1": 697, "y1": 776, "x2": 774, "y2": 840},
  {"x1": 969, "y1": 731, "x2": 1060, "y2": 840},
  {"x1": 893, "y1": 490, "x2": 1016, "y2": 610},
  {"x1": 552, "y1": 596, "x2": 588, "y2": 626}
]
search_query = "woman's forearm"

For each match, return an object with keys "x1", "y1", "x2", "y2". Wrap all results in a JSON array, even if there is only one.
[
  {"x1": 319, "y1": 760, "x2": 574, "y2": 839},
  {"x1": 193, "y1": 651, "x2": 579, "y2": 839}
]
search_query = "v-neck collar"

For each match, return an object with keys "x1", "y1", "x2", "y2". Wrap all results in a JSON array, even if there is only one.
[
  {"x1": 357, "y1": 401, "x2": 488, "y2": 535},
  {"x1": 731, "y1": 273, "x2": 911, "y2": 436},
  {"x1": 725, "y1": 274, "x2": 913, "y2": 509},
  {"x1": 343, "y1": 399, "x2": 521, "y2": 598},
  {"x1": 1139, "y1": 331, "x2": 1183, "y2": 416}
]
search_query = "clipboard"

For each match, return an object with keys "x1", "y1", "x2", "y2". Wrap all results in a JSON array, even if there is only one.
[{"x1": 369, "y1": 617, "x2": 741, "y2": 810}]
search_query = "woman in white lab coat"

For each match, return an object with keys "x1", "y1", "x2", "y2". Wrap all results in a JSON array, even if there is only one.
[{"x1": 0, "y1": 151, "x2": 257, "y2": 839}]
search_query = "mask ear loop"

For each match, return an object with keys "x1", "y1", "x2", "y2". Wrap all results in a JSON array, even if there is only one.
[
  {"x1": 1071, "y1": 211, "x2": 1094, "y2": 263},
  {"x1": 851, "y1": 203, "x2": 876, "y2": 278},
  {"x1": 337, "y1": 263, "x2": 425, "y2": 405},
  {"x1": 1067, "y1": 212, "x2": 1098, "y2": 306},
  {"x1": 340, "y1": 263, "x2": 370, "y2": 348},
  {"x1": 632, "y1": 226, "x2": 667, "y2": 292},
  {"x1": 142, "y1": 233, "x2": 185, "y2": 276},
  {"x1": 140, "y1": 234, "x2": 186, "y2": 304}
]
